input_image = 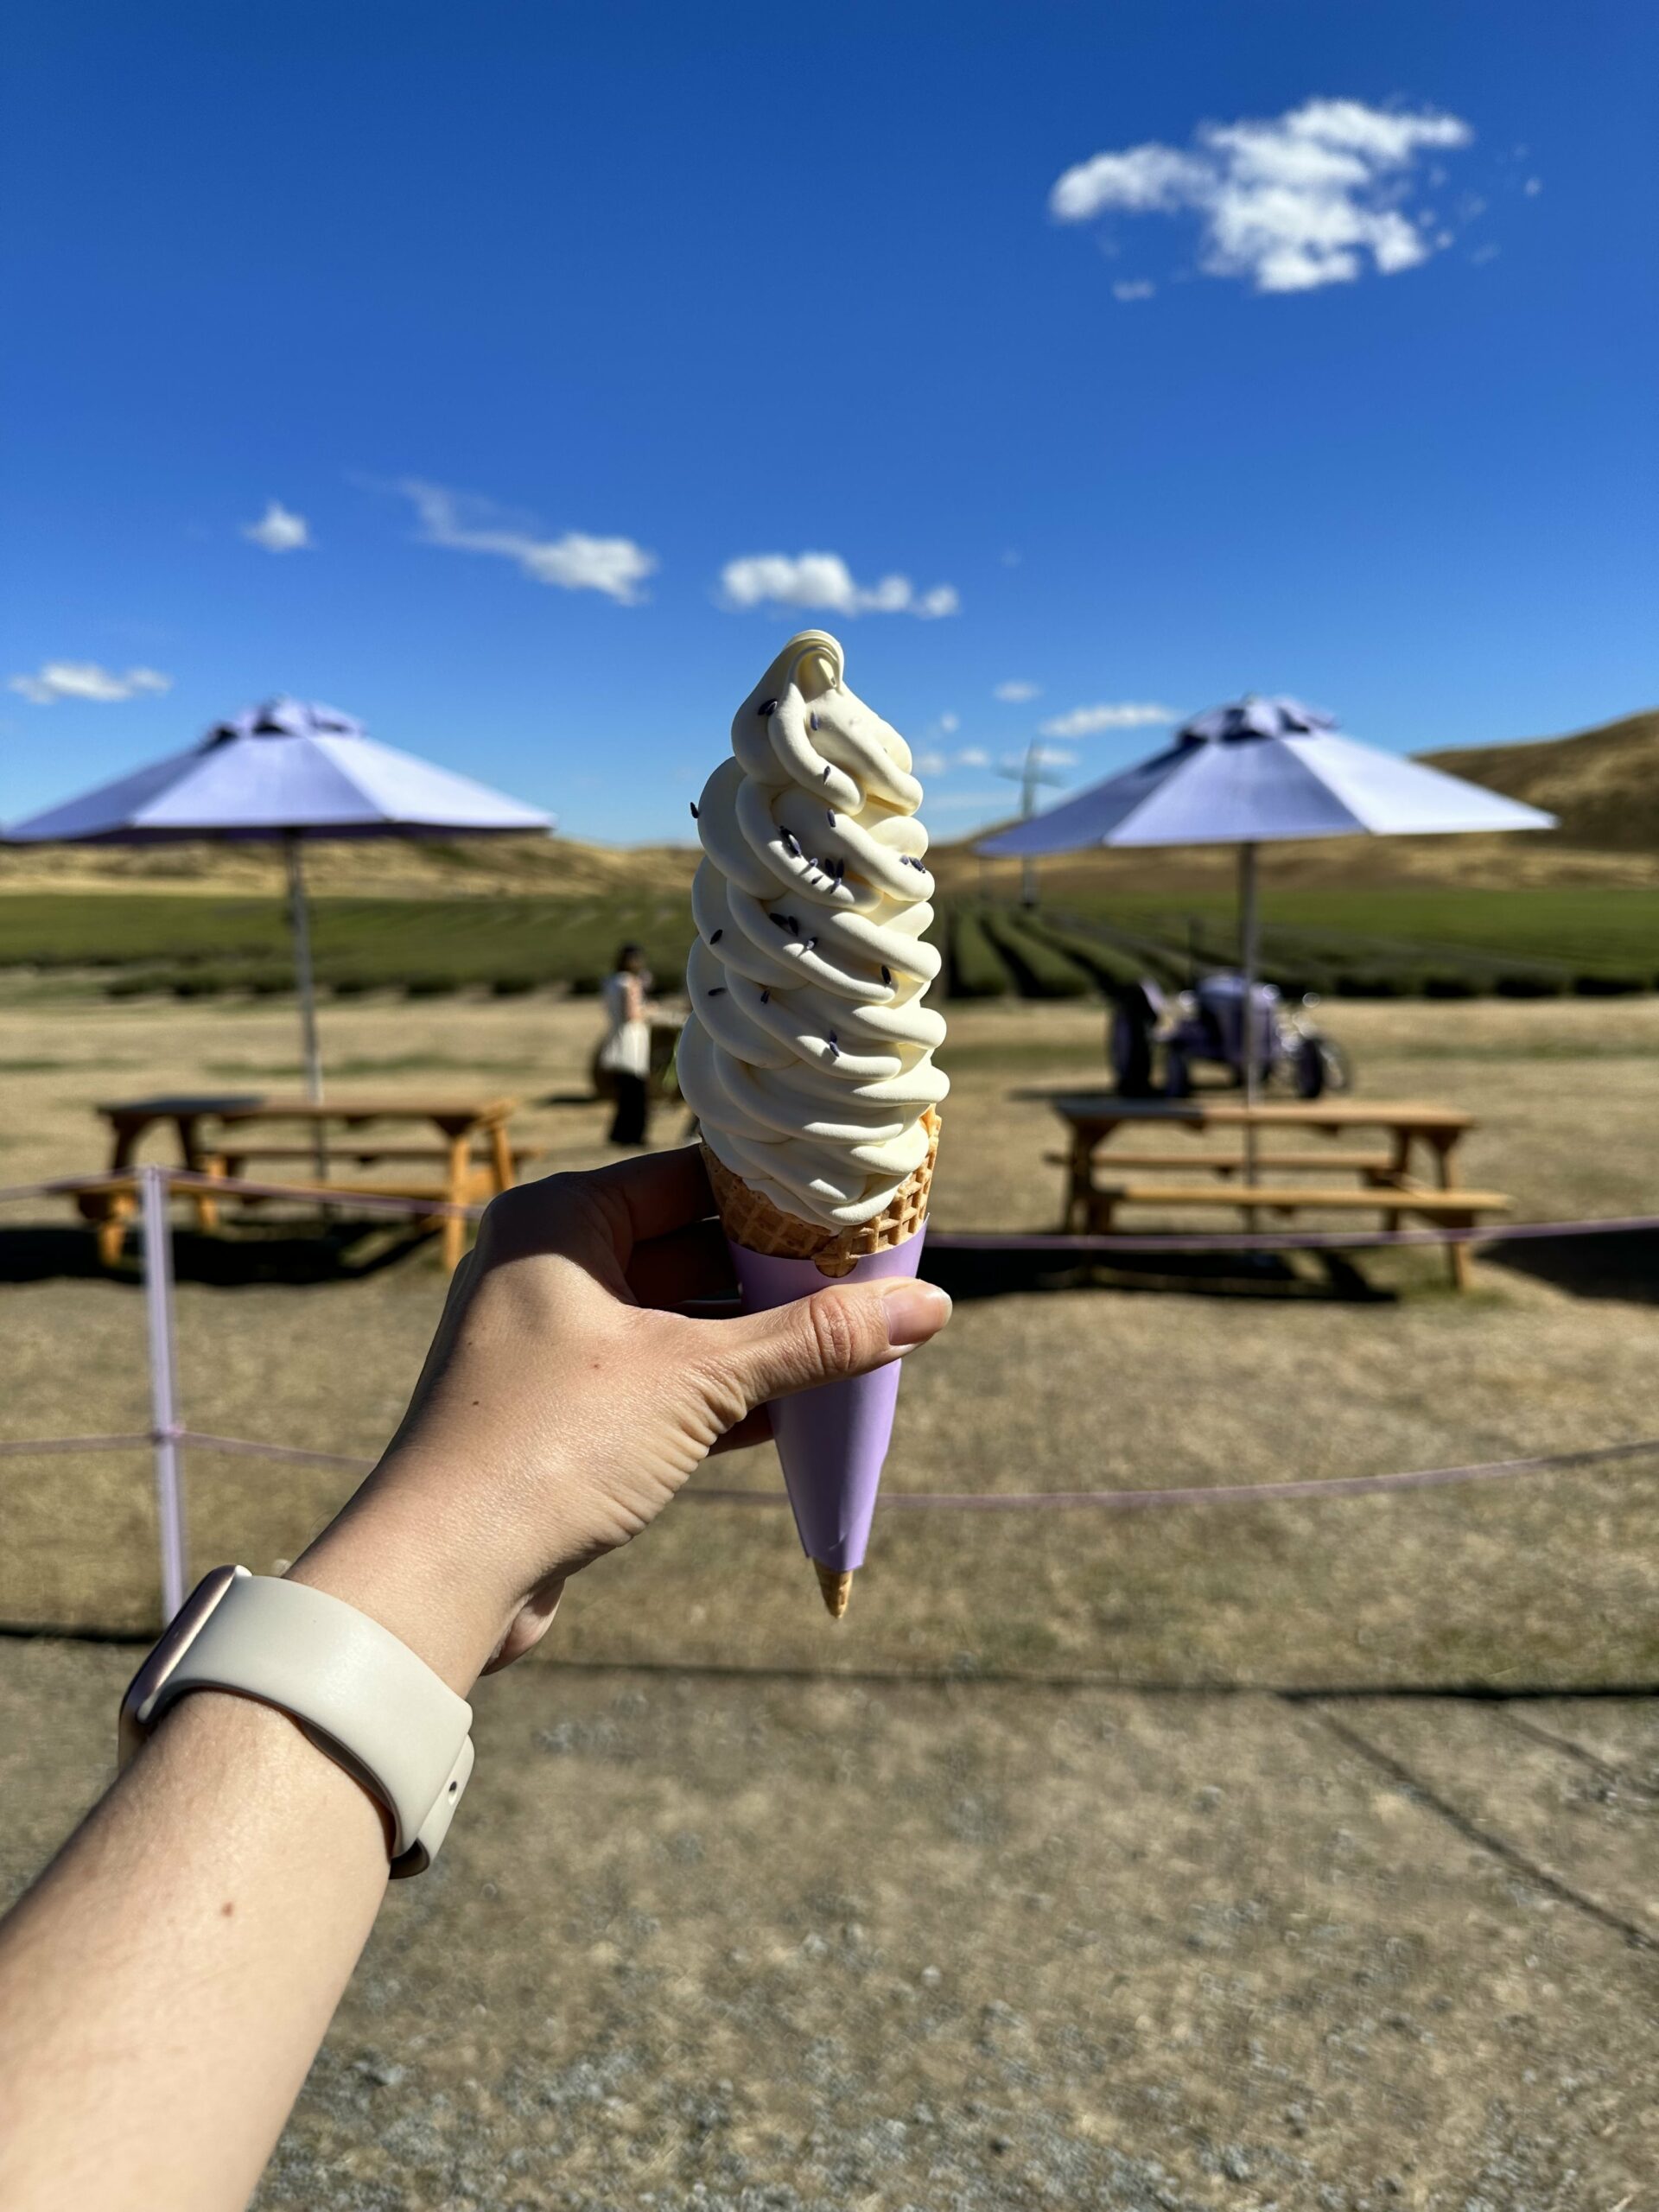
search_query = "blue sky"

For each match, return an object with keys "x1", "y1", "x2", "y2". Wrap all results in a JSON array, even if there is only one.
[{"x1": 3, "y1": 1, "x2": 1654, "y2": 844}]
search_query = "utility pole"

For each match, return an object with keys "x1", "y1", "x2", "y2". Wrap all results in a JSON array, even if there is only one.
[{"x1": 994, "y1": 741, "x2": 1069, "y2": 909}]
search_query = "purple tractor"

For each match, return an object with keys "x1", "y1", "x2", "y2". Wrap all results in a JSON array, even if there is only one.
[{"x1": 1109, "y1": 972, "x2": 1352, "y2": 1101}]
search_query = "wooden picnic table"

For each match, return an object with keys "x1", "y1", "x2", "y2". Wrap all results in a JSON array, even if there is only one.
[
  {"x1": 86, "y1": 1094, "x2": 533, "y2": 1274},
  {"x1": 1046, "y1": 1096, "x2": 1506, "y2": 1290}
]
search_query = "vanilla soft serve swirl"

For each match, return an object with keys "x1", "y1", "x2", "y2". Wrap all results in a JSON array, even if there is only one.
[{"x1": 678, "y1": 631, "x2": 949, "y2": 1229}]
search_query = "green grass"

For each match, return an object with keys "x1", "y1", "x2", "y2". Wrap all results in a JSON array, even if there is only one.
[
  {"x1": 944, "y1": 906, "x2": 1011, "y2": 998},
  {"x1": 0, "y1": 893, "x2": 695, "y2": 999},
  {"x1": 978, "y1": 910, "x2": 1092, "y2": 998},
  {"x1": 3, "y1": 883, "x2": 1657, "y2": 1001},
  {"x1": 1063, "y1": 887, "x2": 1659, "y2": 986}
]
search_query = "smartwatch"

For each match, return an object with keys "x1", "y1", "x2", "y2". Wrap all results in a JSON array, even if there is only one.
[{"x1": 118, "y1": 1566, "x2": 475, "y2": 1877}]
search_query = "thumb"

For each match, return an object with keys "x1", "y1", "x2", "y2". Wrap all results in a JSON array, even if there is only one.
[{"x1": 709, "y1": 1277, "x2": 952, "y2": 1414}]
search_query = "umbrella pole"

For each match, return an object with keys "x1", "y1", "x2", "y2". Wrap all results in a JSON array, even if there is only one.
[
  {"x1": 1238, "y1": 840, "x2": 1260, "y2": 1198},
  {"x1": 283, "y1": 834, "x2": 329, "y2": 1185}
]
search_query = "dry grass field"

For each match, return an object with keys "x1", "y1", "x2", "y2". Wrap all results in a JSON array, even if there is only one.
[
  {"x1": 2, "y1": 986, "x2": 1656, "y2": 2205},
  {"x1": 3, "y1": 990, "x2": 1656, "y2": 1686}
]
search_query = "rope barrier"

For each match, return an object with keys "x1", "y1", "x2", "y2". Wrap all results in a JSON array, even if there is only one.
[
  {"x1": 7, "y1": 1162, "x2": 1659, "y2": 1252},
  {"x1": 162, "y1": 1168, "x2": 480, "y2": 1219},
  {"x1": 177, "y1": 1429, "x2": 371, "y2": 1471},
  {"x1": 0, "y1": 1433, "x2": 155, "y2": 1458},
  {"x1": 0, "y1": 1170, "x2": 132, "y2": 1207},
  {"x1": 6, "y1": 1424, "x2": 1654, "y2": 1513},
  {"x1": 928, "y1": 1216, "x2": 1659, "y2": 1255},
  {"x1": 3, "y1": 1160, "x2": 1656, "y2": 1617}
]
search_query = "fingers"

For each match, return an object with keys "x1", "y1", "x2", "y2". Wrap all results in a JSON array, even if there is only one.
[
  {"x1": 709, "y1": 1405, "x2": 772, "y2": 1454},
  {"x1": 482, "y1": 1146, "x2": 715, "y2": 1273},
  {"x1": 625, "y1": 1217, "x2": 739, "y2": 1313},
  {"x1": 570, "y1": 1144, "x2": 715, "y2": 1251},
  {"x1": 695, "y1": 1277, "x2": 952, "y2": 1415}
]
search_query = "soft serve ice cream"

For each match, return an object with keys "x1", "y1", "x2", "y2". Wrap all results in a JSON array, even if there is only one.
[
  {"x1": 682, "y1": 632, "x2": 948, "y2": 1618},
  {"x1": 678, "y1": 630, "x2": 949, "y2": 1230}
]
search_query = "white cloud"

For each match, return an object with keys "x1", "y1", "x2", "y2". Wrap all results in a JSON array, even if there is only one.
[
  {"x1": 1039, "y1": 701, "x2": 1173, "y2": 738},
  {"x1": 242, "y1": 499, "x2": 312, "y2": 553},
  {"x1": 995, "y1": 680, "x2": 1042, "y2": 702},
  {"x1": 397, "y1": 480, "x2": 656, "y2": 605},
  {"x1": 1113, "y1": 280, "x2": 1157, "y2": 302},
  {"x1": 1039, "y1": 745, "x2": 1078, "y2": 768},
  {"x1": 914, "y1": 743, "x2": 994, "y2": 777},
  {"x1": 720, "y1": 552, "x2": 959, "y2": 620},
  {"x1": 938, "y1": 711, "x2": 960, "y2": 733},
  {"x1": 1052, "y1": 143, "x2": 1212, "y2": 220},
  {"x1": 1523, "y1": 176, "x2": 1542, "y2": 195},
  {"x1": 8, "y1": 662, "x2": 173, "y2": 706},
  {"x1": 1051, "y1": 98, "x2": 1473, "y2": 293},
  {"x1": 914, "y1": 584, "x2": 961, "y2": 619}
]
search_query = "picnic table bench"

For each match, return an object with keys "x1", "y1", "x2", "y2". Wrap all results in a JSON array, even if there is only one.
[
  {"x1": 84, "y1": 1094, "x2": 536, "y2": 1274},
  {"x1": 1047, "y1": 1096, "x2": 1508, "y2": 1289}
]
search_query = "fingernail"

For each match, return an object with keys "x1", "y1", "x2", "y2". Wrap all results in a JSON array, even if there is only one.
[{"x1": 881, "y1": 1281, "x2": 952, "y2": 1347}]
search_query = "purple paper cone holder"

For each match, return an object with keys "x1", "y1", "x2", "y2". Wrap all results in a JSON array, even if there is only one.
[{"x1": 724, "y1": 1229, "x2": 926, "y2": 1573}]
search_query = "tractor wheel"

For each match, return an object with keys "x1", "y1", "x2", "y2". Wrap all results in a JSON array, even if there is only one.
[{"x1": 1109, "y1": 1003, "x2": 1155, "y2": 1097}]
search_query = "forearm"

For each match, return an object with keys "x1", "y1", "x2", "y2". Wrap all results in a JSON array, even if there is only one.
[
  {"x1": 0, "y1": 1146, "x2": 950, "y2": 2212},
  {"x1": 0, "y1": 1690, "x2": 388, "y2": 2212},
  {"x1": 0, "y1": 1519, "x2": 512, "y2": 2212}
]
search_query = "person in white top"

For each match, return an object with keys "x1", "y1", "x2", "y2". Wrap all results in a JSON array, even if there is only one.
[{"x1": 599, "y1": 942, "x2": 654, "y2": 1144}]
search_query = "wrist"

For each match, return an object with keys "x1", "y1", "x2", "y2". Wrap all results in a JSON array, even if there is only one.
[{"x1": 286, "y1": 1483, "x2": 522, "y2": 1696}]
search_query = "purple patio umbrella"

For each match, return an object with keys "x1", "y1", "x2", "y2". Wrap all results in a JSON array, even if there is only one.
[
  {"x1": 979, "y1": 695, "x2": 1554, "y2": 1151},
  {"x1": 6, "y1": 697, "x2": 552, "y2": 1105}
]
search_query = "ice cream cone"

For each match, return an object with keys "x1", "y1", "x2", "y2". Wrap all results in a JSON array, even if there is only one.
[
  {"x1": 813, "y1": 1561, "x2": 854, "y2": 1619},
  {"x1": 707, "y1": 1110, "x2": 939, "y2": 1613},
  {"x1": 701, "y1": 1107, "x2": 938, "y2": 1279}
]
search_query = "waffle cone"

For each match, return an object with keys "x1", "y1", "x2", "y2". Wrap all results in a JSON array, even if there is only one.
[
  {"x1": 702, "y1": 1109, "x2": 940, "y2": 1280},
  {"x1": 813, "y1": 1561, "x2": 854, "y2": 1619}
]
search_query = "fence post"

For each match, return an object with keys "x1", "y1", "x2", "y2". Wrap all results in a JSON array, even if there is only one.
[{"x1": 141, "y1": 1163, "x2": 188, "y2": 1622}]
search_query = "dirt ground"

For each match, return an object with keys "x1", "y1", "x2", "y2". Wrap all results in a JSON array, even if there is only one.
[
  {"x1": 3, "y1": 1647, "x2": 1655, "y2": 2209},
  {"x1": 2, "y1": 988, "x2": 1656, "y2": 2203}
]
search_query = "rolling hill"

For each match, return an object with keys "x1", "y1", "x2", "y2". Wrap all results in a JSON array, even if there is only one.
[
  {"x1": 942, "y1": 704, "x2": 1659, "y2": 896},
  {"x1": 1421, "y1": 708, "x2": 1659, "y2": 853},
  {"x1": 0, "y1": 704, "x2": 1653, "y2": 904}
]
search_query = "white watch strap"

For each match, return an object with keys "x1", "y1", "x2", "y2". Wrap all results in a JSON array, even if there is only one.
[{"x1": 126, "y1": 1569, "x2": 474, "y2": 1877}]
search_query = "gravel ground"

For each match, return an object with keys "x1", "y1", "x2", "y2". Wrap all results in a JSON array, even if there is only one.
[{"x1": 1, "y1": 1643, "x2": 1653, "y2": 2209}]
